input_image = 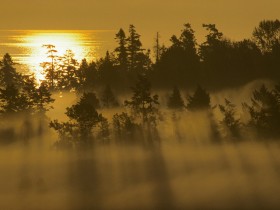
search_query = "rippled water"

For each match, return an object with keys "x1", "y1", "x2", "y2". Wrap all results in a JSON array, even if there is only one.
[{"x1": 0, "y1": 30, "x2": 116, "y2": 73}]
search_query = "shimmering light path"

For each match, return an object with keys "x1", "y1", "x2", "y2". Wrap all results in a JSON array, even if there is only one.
[{"x1": 0, "y1": 30, "x2": 115, "y2": 78}]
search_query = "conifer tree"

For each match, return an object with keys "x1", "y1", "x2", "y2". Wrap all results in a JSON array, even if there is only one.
[
  {"x1": 41, "y1": 44, "x2": 58, "y2": 89},
  {"x1": 125, "y1": 75, "x2": 159, "y2": 126},
  {"x1": 127, "y1": 25, "x2": 145, "y2": 71},
  {"x1": 100, "y1": 85, "x2": 119, "y2": 108},
  {"x1": 153, "y1": 32, "x2": 163, "y2": 63},
  {"x1": 97, "y1": 117, "x2": 110, "y2": 142},
  {"x1": 243, "y1": 85, "x2": 280, "y2": 137},
  {"x1": 154, "y1": 23, "x2": 199, "y2": 87},
  {"x1": 79, "y1": 92, "x2": 100, "y2": 109},
  {"x1": 179, "y1": 23, "x2": 198, "y2": 54},
  {"x1": 127, "y1": 25, "x2": 142, "y2": 69},
  {"x1": 167, "y1": 86, "x2": 185, "y2": 110},
  {"x1": 115, "y1": 28, "x2": 128, "y2": 70},
  {"x1": 0, "y1": 53, "x2": 21, "y2": 87},
  {"x1": 186, "y1": 85, "x2": 220, "y2": 142},
  {"x1": 219, "y1": 99, "x2": 242, "y2": 139},
  {"x1": 97, "y1": 51, "x2": 119, "y2": 86},
  {"x1": 22, "y1": 76, "x2": 55, "y2": 114},
  {"x1": 0, "y1": 55, "x2": 54, "y2": 117},
  {"x1": 57, "y1": 49, "x2": 79, "y2": 90},
  {"x1": 0, "y1": 84, "x2": 29, "y2": 115},
  {"x1": 113, "y1": 112, "x2": 138, "y2": 142},
  {"x1": 50, "y1": 92, "x2": 105, "y2": 147},
  {"x1": 186, "y1": 85, "x2": 211, "y2": 111},
  {"x1": 77, "y1": 59, "x2": 98, "y2": 91}
]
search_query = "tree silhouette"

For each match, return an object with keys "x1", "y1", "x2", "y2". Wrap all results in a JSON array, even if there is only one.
[
  {"x1": 253, "y1": 19, "x2": 280, "y2": 53},
  {"x1": 186, "y1": 85, "x2": 220, "y2": 141},
  {"x1": 57, "y1": 49, "x2": 79, "y2": 90},
  {"x1": 153, "y1": 32, "x2": 164, "y2": 63},
  {"x1": 252, "y1": 20, "x2": 280, "y2": 80},
  {"x1": 179, "y1": 23, "x2": 198, "y2": 53},
  {"x1": 50, "y1": 92, "x2": 105, "y2": 147},
  {"x1": 125, "y1": 25, "x2": 152, "y2": 74},
  {"x1": 40, "y1": 47, "x2": 81, "y2": 90},
  {"x1": 22, "y1": 76, "x2": 54, "y2": 114},
  {"x1": 79, "y1": 92, "x2": 100, "y2": 109},
  {"x1": 0, "y1": 53, "x2": 21, "y2": 87},
  {"x1": 113, "y1": 112, "x2": 139, "y2": 143},
  {"x1": 0, "y1": 54, "x2": 55, "y2": 118},
  {"x1": 186, "y1": 85, "x2": 221, "y2": 142},
  {"x1": 186, "y1": 85, "x2": 211, "y2": 111},
  {"x1": 24, "y1": 78, "x2": 54, "y2": 136},
  {"x1": 243, "y1": 85, "x2": 280, "y2": 138},
  {"x1": 269, "y1": 40, "x2": 280, "y2": 79},
  {"x1": 33, "y1": 85, "x2": 54, "y2": 114},
  {"x1": 50, "y1": 121, "x2": 77, "y2": 149},
  {"x1": 153, "y1": 23, "x2": 200, "y2": 87},
  {"x1": 201, "y1": 24, "x2": 223, "y2": 48},
  {"x1": 35, "y1": 82, "x2": 55, "y2": 113},
  {"x1": 125, "y1": 75, "x2": 159, "y2": 126},
  {"x1": 97, "y1": 51, "x2": 118, "y2": 86},
  {"x1": 97, "y1": 116, "x2": 110, "y2": 143},
  {"x1": 100, "y1": 85, "x2": 119, "y2": 108},
  {"x1": 41, "y1": 44, "x2": 58, "y2": 89},
  {"x1": 127, "y1": 25, "x2": 143, "y2": 71},
  {"x1": 167, "y1": 86, "x2": 185, "y2": 110},
  {"x1": 219, "y1": 99, "x2": 242, "y2": 140},
  {"x1": 230, "y1": 39, "x2": 263, "y2": 84},
  {"x1": 274, "y1": 84, "x2": 280, "y2": 102},
  {"x1": 77, "y1": 59, "x2": 98, "y2": 91},
  {"x1": 0, "y1": 57, "x2": 55, "y2": 141},
  {"x1": 0, "y1": 84, "x2": 28, "y2": 115},
  {"x1": 139, "y1": 49, "x2": 152, "y2": 72},
  {"x1": 66, "y1": 100, "x2": 101, "y2": 140},
  {"x1": 199, "y1": 24, "x2": 236, "y2": 87},
  {"x1": 115, "y1": 28, "x2": 128, "y2": 70},
  {"x1": 199, "y1": 24, "x2": 224, "y2": 63}
]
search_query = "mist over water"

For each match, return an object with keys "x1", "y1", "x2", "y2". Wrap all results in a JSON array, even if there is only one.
[{"x1": 1, "y1": 83, "x2": 280, "y2": 210}]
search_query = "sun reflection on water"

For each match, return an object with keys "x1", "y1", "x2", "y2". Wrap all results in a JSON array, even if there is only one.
[
  {"x1": 0, "y1": 30, "x2": 116, "y2": 82},
  {"x1": 18, "y1": 31, "x2": 99, "y2": 81}
]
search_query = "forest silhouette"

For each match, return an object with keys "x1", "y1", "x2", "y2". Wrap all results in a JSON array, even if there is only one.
[
  {"x1": 1, "y1": 20, "x2": 280, "y2": 210},
  {"x1": 1, "y1": 20, "x2": 280, "y2": 146}
]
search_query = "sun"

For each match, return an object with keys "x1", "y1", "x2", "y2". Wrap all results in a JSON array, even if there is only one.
[{"x1": 23, "y1": 31, "x2": 92, "y2": 82}]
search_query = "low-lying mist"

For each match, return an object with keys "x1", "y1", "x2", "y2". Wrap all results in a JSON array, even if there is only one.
[{"x1": 1, "y1": 80, "x2": 280, "y2": 210}]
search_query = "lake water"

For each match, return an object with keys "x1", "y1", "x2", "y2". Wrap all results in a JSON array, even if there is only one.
[{"x1": 0, "y1": 30, "x2": 116, "y2": 74}]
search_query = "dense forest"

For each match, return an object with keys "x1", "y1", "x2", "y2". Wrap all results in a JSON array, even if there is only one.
[{"x1": 1, "y1": 19, "x2": 280, "y2": 148}]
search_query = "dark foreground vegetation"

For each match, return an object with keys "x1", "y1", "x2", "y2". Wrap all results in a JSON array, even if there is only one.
[{"x1": 1, "y1": 20, "x2": 280, "y2": 210}]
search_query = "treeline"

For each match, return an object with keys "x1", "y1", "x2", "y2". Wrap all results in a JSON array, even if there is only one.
[
  {"x1": 1, "y1": 52, "x2": 280, "y2": 147},
  {"x1": 1, "y1": 20, "x2": 280, "y2": 147},
  {"x1": 39, "y1": 20, "x2": 280, "y2": 91},
  {"x1": 50, "y1": 79, "x2": 280, "y2": 149}
]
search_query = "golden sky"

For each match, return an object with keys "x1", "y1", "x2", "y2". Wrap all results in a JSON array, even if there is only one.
[{"x1": 3, "y1": 0, "x2": 280, "y2": 42}]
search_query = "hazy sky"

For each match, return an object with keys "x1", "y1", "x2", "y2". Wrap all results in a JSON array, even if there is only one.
[{"x1": 3, "y1": 0, "x2": 280, "y2": 44}]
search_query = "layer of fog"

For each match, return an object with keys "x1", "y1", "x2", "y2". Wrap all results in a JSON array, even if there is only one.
[{"x1": 0, "y1": 79, "x2": 280, "y2": 210}]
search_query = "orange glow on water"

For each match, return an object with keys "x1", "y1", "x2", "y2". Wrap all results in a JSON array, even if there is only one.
[{"x1": 19, "y1": 31, "x2": 98, "y2": 82}]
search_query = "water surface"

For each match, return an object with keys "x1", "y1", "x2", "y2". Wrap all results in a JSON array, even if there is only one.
[{"x1": 0, "y1": 30, "x2": 116, "y2": 73}]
